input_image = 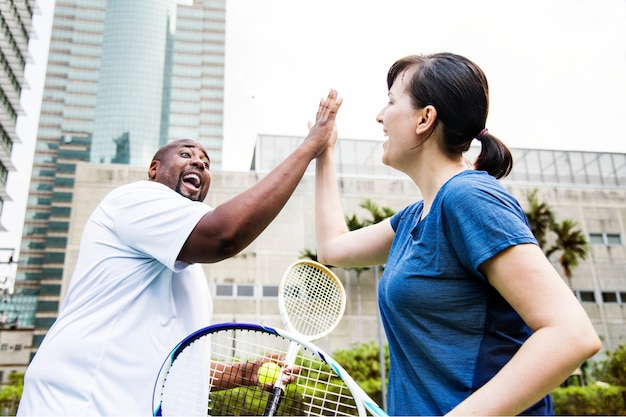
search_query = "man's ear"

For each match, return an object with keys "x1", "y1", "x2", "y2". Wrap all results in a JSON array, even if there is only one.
[
  {"x1": 148, "y1": 160, "x2": 158, "y2": 180},
  {"x1": 415, "y1": 105, "x2": 437, "y2": 135}
]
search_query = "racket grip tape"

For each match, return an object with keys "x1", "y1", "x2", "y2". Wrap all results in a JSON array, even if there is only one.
[{"x1": 263, "y1": 385, "x2": 284, "y2": 416}]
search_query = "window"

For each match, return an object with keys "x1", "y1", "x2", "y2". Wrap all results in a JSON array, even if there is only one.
[
  {"x1": 589, "y1": 232, "x2": 623, "y2": 246},
  {"x1": 589, "y1": 233, "x2": 604, "y2": 245},
  {"x1": 214, "y1": 283, "x2": 255, "y2": 298},
  {"x1": 606, "y1": 233, "x2": 622, "y2": 245},
  {"x1": 262, "y1": 285, "x2": 279, "y2": 298},
  {"x1": 215, "y1": 284, "x2": 233, "y2": 297},
  {"x1": 602, "y1": 292, "x2": 618, "y2": 303},
  {"x1": 578, "y1": 291, "x2": 596, "y2": 303},
  {"x1": 237, "y1": 285, "x2": 254, "y2": 298}
]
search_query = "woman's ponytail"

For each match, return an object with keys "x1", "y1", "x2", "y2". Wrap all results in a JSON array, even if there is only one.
[{"x1": 473, "y1": 129, "x2": 513, "y2": 179}]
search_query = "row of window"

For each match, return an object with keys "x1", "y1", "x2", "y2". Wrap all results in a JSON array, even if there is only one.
[
  {"x1": 0, "y1": 13, "x2": 26, "y2": 68},
  {"x1": 215, "y1": 284, "x2": 626, "y2": 308},
  {"x1": 0, "y1": 84, "x2": 17, "y2": 124},
  {"x1": 589, "y1": 232, "x2": 622, "y2": 246},
  {"x1": 576, "y1": 290, "x2": 626, "y2": 304},
  {"x1": 0, "y1": 48, "x2": 21, "y2": 94},
  {"x1": 0, "y1": 342, "x2": 22, "y2": 352},
  {"x1": 215, "y1": 284, "x2": 277, "y2": 298}
]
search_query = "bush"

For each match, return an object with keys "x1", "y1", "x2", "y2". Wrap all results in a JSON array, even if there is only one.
[
  {"x1": 332, "y1": 342, "x2": 626, "y2": 416},
  {"x1": 602, "y1": 344, "x2": 626, "y2": 387},
  {"x1": 551, "y1": 344, "x2": 626, "y2": 415},
  {"x1": 552, "y1": 384, "x2": 626, "y2": 415},
  {"x1": 0, "y1": 373, "x2": 23, "y2": 416},
  {"x1": 332, "y1": 342, "x2": 389, "y2": 406}
]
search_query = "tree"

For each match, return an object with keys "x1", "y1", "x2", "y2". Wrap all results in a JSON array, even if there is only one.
[
  {"x1": 523, "y1": 189, "x2": 555, "y2": 249},
  {"x1": 545, "y1": 219, "x2": 589, "y2": 281},
  {"x1": 301, "y1": 199, "x2": 396, "y2": 266},
  {"x1": 598, "y1": 343, "x2": 626, "y2": 387},
  {"x1": 300, "y1": 199, "x2": 395, "y2": 345},
  {"x1": 359, "y1": 199, "x2": 395, "y2": 226},
  {"x1": 0, "y1": 372, "x2": 23, "y2": 416},
  {"x1": 522, "y1": 189, "x2": 588, "y2": 281},
  {"x1": 299, "y1": 248, "x2": 318, "y2": 262}
]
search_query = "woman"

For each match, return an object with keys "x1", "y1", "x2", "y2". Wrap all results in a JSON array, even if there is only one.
[{"x1": 314, "y1": 53, "x2": 600, "y2": 415}]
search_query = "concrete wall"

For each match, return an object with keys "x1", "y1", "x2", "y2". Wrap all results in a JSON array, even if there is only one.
[{"x1": 62, "y1": 163, "x2": 626, "y2": 357}]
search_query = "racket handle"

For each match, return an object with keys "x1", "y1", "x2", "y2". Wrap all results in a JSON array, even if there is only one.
[{"x1": 263, "y1": 385, "x2": 284, "y2": 416}]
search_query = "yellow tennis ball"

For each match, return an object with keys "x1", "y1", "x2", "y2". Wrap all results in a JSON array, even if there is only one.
[{"x1": 257, "y1": 361, "x2": 282, "y2": 385}]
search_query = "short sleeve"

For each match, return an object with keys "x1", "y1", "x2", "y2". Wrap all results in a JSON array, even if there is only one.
[
  {"x1": 111, "y1": 181, "x2": 212, "y2": 269},
  {"x1": 440, "y1": 174, "x2": 537, "y2": 275},
  {"x1": 389, "y1": 201, "x2": 423, "y2": 232}
]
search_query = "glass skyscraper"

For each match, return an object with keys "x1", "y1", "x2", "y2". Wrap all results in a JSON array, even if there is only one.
[
  {"x1": 0, "y1": 0, "x2": 36, "y2": 233},
  {"x1": 12, "y1": 0, "x2": 226, "y2": 354},
  {"x1": 0, "y1": 2, "x2": 37, "y2": 384}
]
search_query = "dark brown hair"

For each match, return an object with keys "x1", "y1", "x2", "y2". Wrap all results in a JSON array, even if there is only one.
[{"x1": 387, "y1": 53, "x2": 512, "y2": 179}]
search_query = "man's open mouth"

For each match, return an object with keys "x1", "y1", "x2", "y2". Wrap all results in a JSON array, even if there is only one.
[{"x1": 182, "y1": 173, "x2": 201, "y2": 189}]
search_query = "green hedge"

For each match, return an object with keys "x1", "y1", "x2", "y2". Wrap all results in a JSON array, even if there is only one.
[{"x1": 552, "y1": 384, "x2": 626, "y2": 415}]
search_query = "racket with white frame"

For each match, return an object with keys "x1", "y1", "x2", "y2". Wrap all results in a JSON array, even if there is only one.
[
  {"x1": 264, "y1": 259, "x2": 347, "y2": 415},
  {"x1": 152, "y1": 322, "x2": 388, "y2": 416}
]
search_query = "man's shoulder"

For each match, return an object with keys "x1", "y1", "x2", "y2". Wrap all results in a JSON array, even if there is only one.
[{"x1": 106, "y1": 180, "x2": 170, "y2": 198}]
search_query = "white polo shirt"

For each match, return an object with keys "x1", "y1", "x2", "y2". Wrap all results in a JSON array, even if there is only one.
[{"x1": 18, "y1": 181, "x2": 213, "y2": 416}]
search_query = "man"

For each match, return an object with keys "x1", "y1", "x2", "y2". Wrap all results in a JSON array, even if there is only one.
[{"x1": 17, "y1": 90, "x2": 342, "y2": 415}]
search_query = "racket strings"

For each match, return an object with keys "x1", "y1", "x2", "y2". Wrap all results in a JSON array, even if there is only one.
[
  {"x1": 159, "y1": 336, "x2": 213, "y2": 415},
  {"x1": 157, "y1": 327, "x2": 361, "y2": 416},
  {"x1": 283, "y1": 264, "x2": 345, "y2": 338},
  {"x1": 297, "y1": 367, "x2": 359, "y2": 415}
]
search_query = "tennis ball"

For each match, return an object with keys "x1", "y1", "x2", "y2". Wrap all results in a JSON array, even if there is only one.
[{"x1": 257, "y1": 361, "x2": 282, "y2": 385}]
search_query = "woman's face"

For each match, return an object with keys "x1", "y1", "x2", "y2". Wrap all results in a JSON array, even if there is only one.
[{"x1": 376, "y1": 71, "x2": 422, "y2": 170}]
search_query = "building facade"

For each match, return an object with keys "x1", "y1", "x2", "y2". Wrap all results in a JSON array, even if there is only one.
[
  {"x1": 1, "y1": 0, "x2": 226, "y2": 381},
  {"x1": 0, "y1": 0, "x2": 37, "y2": 385},
  {"x1": 0, "y1": 0, "x2": 36, "y2": 230},
  {"x1": 60, "y1": 138, "x2": 626, "y2": 354},
  {"x1": 254, "y1": 135, "x2": 626, "y2": 352},
  {"x1": 2, "y1": 134, "x2": 625, "y2": 383}
]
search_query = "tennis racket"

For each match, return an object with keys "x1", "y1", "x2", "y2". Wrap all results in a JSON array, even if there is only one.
[
  {"x1": 264, "y1": 259, "x2": 347, "y2": 415},
  {"x1": 152, "y1": 322, "x2": 387, "y2": 416}
]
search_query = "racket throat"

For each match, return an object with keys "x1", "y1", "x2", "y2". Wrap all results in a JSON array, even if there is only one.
[{"x1": 263, "y1": 385, "x2": 285, "y2": 416}]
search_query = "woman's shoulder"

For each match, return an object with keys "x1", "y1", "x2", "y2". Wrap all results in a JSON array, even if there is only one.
[
  {"x1": 442, "y1": 170, "x2": 505, "y2": 197},
  {"x1": 396, "y1": 200, "x2": 424, "y2": 217},
  {"x1": 438, "y1": 170, "x2": 517, "y2": 210},
  {"x1": 447, "y1": 169, "x2": 498, "y2": 187},
  {"x1": 389, "y1": 200, "x2": 424, "y2": 230},
  {"x1": 440, "y1": 170, "x2": 526, "y2": 219}
]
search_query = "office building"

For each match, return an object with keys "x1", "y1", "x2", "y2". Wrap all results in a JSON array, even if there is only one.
[
  {"x1": 3, "y1": 134, "x2": 625, "y2": 382},
  {"x1": 253, "y1": 136, "x2": 626, "y2": 353},
  {"x1": 0, "y1": 0, "x2": 36, "y2": 231},
  {"x1": 0, "y1": 0, "x2": 38, "y2": 385},
  {"x1": 62, "y1": 137, "x2": 626, "y2": 355},
  {"x1": 0, "y1": 0, "x2": 226, "y2": 382},
  {"x1": 2, "y1": 0, "x2": 624, "y2": 387}
]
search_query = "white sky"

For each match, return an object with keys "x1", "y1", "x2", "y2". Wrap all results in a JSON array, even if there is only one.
[
  {"x1": 2, "y1": 0, "x2": 626, "y2": 265},
  {"x1": 223, "y1": 0, "x2": 626, "y2": 170}
]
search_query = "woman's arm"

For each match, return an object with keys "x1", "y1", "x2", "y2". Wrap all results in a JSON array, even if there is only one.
[
  {"x1": 179, "y1": 91, "x2": 342, "y2": 264},
  {"x1": 314, "y1": 133, "x2": 394, "y2": 268},
  {"x1": 448, "y1": 243, "x2": 601, "y2": 416}
]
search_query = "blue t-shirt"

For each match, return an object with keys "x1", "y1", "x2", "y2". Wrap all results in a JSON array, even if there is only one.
[{"x1": 379, "y1": 170, "x2": 552, "y2": 416}]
